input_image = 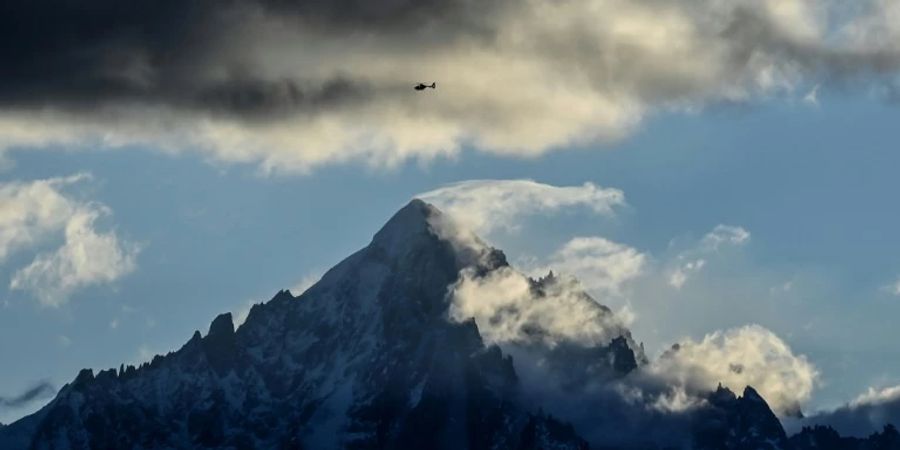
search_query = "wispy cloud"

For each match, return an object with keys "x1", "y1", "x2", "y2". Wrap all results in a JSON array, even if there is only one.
[
  {"x1": 291, "y1": 272, "x2": 323, "y2": 296},
  {"x1": 529, "y1": 236, "x2": 646, "y2": 301},
  {"x1": 883, "y1": 276, "x2": 900, "y2": 296},
  {"x1": 666, "y1": 224, "x2": 750, "y2": 290},
  {"x1": 0, "y1": 381, "x2": 55, "y2": 409},
  {"x1": 701, "y1": 225, "x2": 751, "y2": 251}
]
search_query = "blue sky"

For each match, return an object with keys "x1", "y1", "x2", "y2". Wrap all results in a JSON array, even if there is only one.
[
  {"x1": 7, "y1": 0, "x2": 900, "y2": 430},
  {"x1": 3, "y1": 90, "x2": 900, "y2": 423}
]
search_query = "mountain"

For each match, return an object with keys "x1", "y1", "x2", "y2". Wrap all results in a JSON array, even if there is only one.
[
  {"x1": 692, "y1": 385, "x2": 789, "y2": 450},
  {"x1": 790, "y1": 424, "x2": 900, "y2": 450},
  {"x1": 2, "y1": 200, "x2": 898, "y2": 449},
  {"x1": 1, "y1": 200, "x2": 606, "y2": 449}
]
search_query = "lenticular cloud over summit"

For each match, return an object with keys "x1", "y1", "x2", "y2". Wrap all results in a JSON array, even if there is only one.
[{"x1": 418, "y1": 179, "x2": 625, "y2": 236}]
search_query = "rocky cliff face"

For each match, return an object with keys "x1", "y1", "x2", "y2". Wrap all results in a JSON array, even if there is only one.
[{"x1": 2, "y1": 200, "x2": 897, "y2": 450}]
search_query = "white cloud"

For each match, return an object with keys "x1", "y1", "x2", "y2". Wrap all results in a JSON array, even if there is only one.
[
  {"x1": 0, "y1": 174, "x2": 88, "y2": 261},
  {"x1": 649, "y1": 324, "x2": 818, "y2": 415},
  {"x1": 448, "y1": 266, "x2": 630, "y2": 348},
  {"x1": 851, "y1": 385, "x2": 900, "y2": 408},
  {"x1": 701, "y1": 225, "x2": 751, "y2": 251},
  {"x1": 0, "y1": 175, "x2": 139, "y2": 306},
  {"x1": 532, "y1": 236, "x2": 646, "y2": 299},
  {"x1": 418, "y1": 180, "x2": 625, "y2": 236},
  {"x1": 10, "y1": 209, "x2": 140, "y2": 307}
]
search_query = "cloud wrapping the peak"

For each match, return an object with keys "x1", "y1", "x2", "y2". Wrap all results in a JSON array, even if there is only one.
[
  {"x1": 424, "y1": 188, "x2": 823, "y2": 444},
  {"x1": 448, "y1": 266, "x2": 630, "y2": 348},
  {"x1": 649, "y1": 324, "x2": 818, "y2": 415},
  {"x1": 4, "y1": 0, "x2": 900, "y2": 171}
]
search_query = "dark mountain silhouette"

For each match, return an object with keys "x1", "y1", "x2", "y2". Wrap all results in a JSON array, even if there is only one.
[
  {"x1": 790, "y1": 424, "x2": 900, "y2": 450},
  {"x1": 1, "y1": 200, "x2": 897, "y2": 449}
]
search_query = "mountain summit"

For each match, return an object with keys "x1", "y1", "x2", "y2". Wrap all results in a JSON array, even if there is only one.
[{"x1": 1, "y1": 200, "x2": 893, "y2": 449}]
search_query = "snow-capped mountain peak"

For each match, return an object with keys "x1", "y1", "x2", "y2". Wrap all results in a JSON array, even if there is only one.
[{"x1": 2, "y1": 200, "x2": 880, "y2": 449}]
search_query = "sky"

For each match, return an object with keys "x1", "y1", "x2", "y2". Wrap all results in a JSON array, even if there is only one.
[{"x1": 3, "y1": 0, "x2": 900, "y2": 433}]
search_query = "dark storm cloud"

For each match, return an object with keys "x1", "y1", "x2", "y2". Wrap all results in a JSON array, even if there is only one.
[
  {"x1": 0, "y1": 0, "x2": 452, "y2": 118},
  {"x1": 3, "y1": 0, "x2": 900, "y2": 171},
  {"x1": 7, "y1": 0, "x2": 891, "y2": 120},
  {"x1": 0, "y1": 381, "x2": 55, "y2": 409}
]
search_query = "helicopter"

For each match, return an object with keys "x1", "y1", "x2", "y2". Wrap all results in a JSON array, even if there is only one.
[{"x1": 414, "y1": 82, "x2": 436, "y2": 91}]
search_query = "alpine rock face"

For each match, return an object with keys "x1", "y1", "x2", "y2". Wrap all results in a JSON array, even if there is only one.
[{"x1": 1, "y1": 200, "x2": 898, "y2": 449}]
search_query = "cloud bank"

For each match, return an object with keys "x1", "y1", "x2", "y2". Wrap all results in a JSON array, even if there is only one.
[
  {"x1": 427, "y1": 179, "x2": 821, "y2": 431},
  {"x1": 4, "y1": 0, "x2": 900, "y2": 171},
  {"x1": 446, "y1": 248, "x2": 817, "y2": 446},
  {"x1": 0, "y1": 175, "x2": 139, "y2": 306}
]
